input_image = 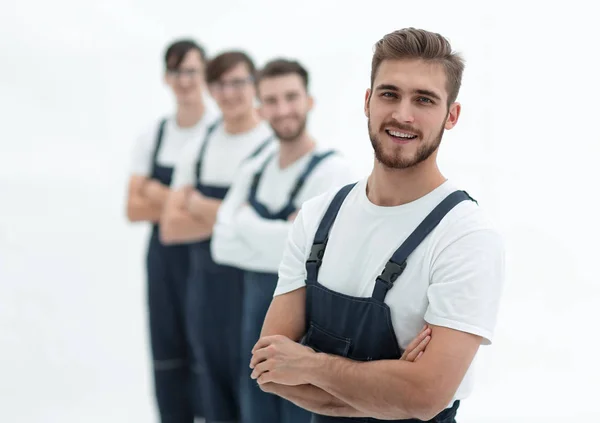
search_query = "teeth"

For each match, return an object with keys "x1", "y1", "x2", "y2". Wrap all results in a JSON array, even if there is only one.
[{"x1": 387, "y1": 130, "x2": 416, "y2": 139}]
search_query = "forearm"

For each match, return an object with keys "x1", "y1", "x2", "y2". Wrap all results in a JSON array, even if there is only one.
[
  {"x1": 143, "y1": 180, "x2": 170, "y2": 207},
  {"x1": 306, "y1": 354, "x2": 431, "y2": 420},
  {"x1": 126, "y1": 195, "x2": 162, "y2": 223},
  {"x1": 261, "y1": 383, "x2": 367, "y2": 418},
  {"x1": 160, "y1": 208, "x2": 212, "y2": 244},
  {"x1": 188, "y1": 197, "x2": 221, "y2": 229}
]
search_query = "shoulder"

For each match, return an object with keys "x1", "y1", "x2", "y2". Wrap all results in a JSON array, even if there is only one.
[{"x1": 431, "y1": 187, "x2": 505, "y2": 265}]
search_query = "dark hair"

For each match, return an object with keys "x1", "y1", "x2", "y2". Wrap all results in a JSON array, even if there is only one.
[
  {"x1": 205, "y1": 51, "x2": 255, "y2": 84},
  {"x1": 371, "y1": 28, "x2": 465, "y2": 105},
  {"x1": 164, "y1": 39, "x2": 206, "y2": 71},
  {"x1": 256, "y1": 58, "x2": 309, "y2": 90}
]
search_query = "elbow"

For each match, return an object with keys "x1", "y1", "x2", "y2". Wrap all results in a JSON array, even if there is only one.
[
  {"x1": 126, "y1": 202, "x2": 143, "y2": 223},
  {"x1": 209, "y1": 236, "x2": 226, "y2": 265},
  {"x1": 408, "y1": 387, "x2": 453, "y2": 421}
]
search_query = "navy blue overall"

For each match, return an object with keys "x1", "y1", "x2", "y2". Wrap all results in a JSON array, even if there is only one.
[
  {"x1": 145, "y1": 118, "x2": 199, "y2": 423},
  {"x1": 240, "y1": 150, "x2": 335, "y2": 423},
  {"x1": 186, "y1": 120, "x2": 273, "y2": 423},
  {"x1": 302, "y1": 183, "x2": 475, "y2": 423}
]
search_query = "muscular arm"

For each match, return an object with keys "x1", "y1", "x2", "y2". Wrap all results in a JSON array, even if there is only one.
[
  {"x1": 304, "y1": 326, "x2": 481, "y2": 421},
  {"x1": 126, "y1": 175, "x2": 165, "y2": 223},
  {"x1": 159, "y1": 187, "x2": 212, "y2": 244},
  {"x1": 259, "y1": 289, "x2": 366, "y2": 417}
]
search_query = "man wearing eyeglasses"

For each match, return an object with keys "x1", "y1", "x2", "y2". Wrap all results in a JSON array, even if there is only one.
[
  {"x1": 160, "y1": 50, "x2": 275, "y2": 423},
  {"x1": 125, "y1": 39, "x2": 219, "y2": 423}
]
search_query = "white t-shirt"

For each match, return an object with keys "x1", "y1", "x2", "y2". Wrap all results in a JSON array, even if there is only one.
[
  {"x1": 130, "y1": 107, "x2": 221, "y2": 178},
  {"x1": 211, "y1": 145, "x2": 359, "y2": 273},
  {"x1": 171, "y1": 120, "x2": 275, "y2": 189},
  {"x1": 275, "y1": 177, "x2": 505, "y2": 403}
]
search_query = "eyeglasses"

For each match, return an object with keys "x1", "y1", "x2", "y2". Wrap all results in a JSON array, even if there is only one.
[
  {"x1": 209, "y1": 76, "x2": 254, "y2": 92},
  {"x1": 166, "y1": 68, "x2": 203, "y2": 79}
]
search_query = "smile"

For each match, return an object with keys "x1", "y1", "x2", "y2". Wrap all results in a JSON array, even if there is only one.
[{"x1": 385, "y1": 129, "x2": 418, "y2": 140}]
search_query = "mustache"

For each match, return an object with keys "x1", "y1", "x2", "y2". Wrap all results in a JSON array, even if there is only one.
[{"x1": 380, "y1": 121, "x2": 422, "y2": 138}]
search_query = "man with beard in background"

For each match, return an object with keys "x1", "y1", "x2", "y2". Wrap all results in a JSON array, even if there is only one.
[{"x1": 210, "y1": 58, "x2": 356, "y2": 423}]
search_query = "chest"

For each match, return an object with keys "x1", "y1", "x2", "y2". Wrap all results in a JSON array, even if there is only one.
[
  {"x1": 312, "y1": 211, "x2": 437, "y2": 347},
  {"x1": 253, "y1": 159, "x2": 311, "y2": 211}
]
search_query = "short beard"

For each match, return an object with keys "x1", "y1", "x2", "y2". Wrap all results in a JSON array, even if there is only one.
[
  {"x1": 368, "y1": 117, "x2": 445, "y2": 170},
  {"x1": 273, "y1": 116, "x2": 308, "y2": 142}
]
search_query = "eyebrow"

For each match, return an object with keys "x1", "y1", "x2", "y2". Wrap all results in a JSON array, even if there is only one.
[{"x1": 375, "y1": 84, "x2": 442, "y2": 101}]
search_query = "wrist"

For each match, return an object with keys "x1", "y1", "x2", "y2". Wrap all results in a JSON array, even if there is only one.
[{"x1": 301, "y1": 351, "x2": 330, "y2": 385}]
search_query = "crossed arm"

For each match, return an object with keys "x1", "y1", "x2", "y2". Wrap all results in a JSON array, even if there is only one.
[
  {"x1": 159, "y1": 186, "x2": 222, "y2": 244},
  {"x1": 126, "y1": 175, "x2": 171, "y2": 223},
  {"x1": 251, "y1": 288, "x2": 481, "y2": 421}
]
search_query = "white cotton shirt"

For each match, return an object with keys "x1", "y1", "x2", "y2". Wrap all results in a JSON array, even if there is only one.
[
  {"x1": 130, "y1": 107, "x2": 221, "y2": 178},
  {"x1": 275, "y1": 177, "x2": 505, "y2": 403},
  {"x1": 170, "y1": 120, "x2": 275, "y2": 190},
  {"x1": 211, "y1": 145, "x2": 359, "y2": 273}
]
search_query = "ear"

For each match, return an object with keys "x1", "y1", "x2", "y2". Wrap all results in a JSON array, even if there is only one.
[
  {"x1": 444, "y1": 102, "x2": 461, "y2": 130},
  {"x1": 364, "y1": 89, "x2": 371, "y2": 118},
  {"x1": 307, "y1": 95, "x2": 315, "y2": 111}
]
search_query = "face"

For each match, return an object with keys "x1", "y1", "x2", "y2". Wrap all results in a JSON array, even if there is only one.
[
  {"x1": 208, "y1": 62, "x2": 256, "y2": 121},
  {"x1": 258, "y1": 74, "x2": 313, "y2": 142},
  {"x1": 365, "y1": 59, "x2": 460, "y2": 170},
  {"x1": 164, "y1": 49, "x2": 205, "y2": 106}
]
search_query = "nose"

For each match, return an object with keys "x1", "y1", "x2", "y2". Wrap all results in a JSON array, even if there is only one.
[
  {"x1": 391, "y1": 99, "x2": 415, "y2": 124},
  {"x1": 274, "y1": 100, "x2": 292, "y2": 118}
]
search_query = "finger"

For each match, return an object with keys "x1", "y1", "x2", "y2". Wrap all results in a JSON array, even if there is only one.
[
  {"x1": 250, "y1": 346, "x2": 273, "y2": 369},
  {"x1": 252, "y1": 336, "x2": 276, "y2": 354},
  {"x1": 250, "y1": 359, "x2": 273, "y2": 380},
  {"x1": 414, "y1": 351, "x2": 424, "y2": 362},
  {"x1": 405, "y1": 336, "x2": 431, "y2": 362},
  {"x1": 257, "y1": 370, "x2": 274, "y2": 385},
  {"x1": 401, "y1": 327, "x2": 430, "y2": 360}
]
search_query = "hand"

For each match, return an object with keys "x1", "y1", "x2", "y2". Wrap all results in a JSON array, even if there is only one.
[
  {"x1": 141, "y1": 179, "x2": 163, "y2": 199},
  {"x1": 185, "y1": 189, "x2": 205, "y2": 213},
  {"x1": 250, "y1": 335, "x2": 315, "y2": 386},
  {"x1": 400, "y1": 324, "x2": 431, "y2": 362}
]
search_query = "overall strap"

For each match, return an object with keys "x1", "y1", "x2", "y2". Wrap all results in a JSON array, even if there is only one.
[
  {"x1": 372, "y1": 190, "x2": 477, "y2": 302},
  {"x1": 150, "y1": 118, "x2": 168, "y2": 166},
  {"x1": 245, "y1": 135, "x2": 275, "y2": 161},
  {"x1": 305, "y1": 182, "x2": 357, "y2": 281},
  {"x1": 287, "y1": 150, "x2": 336, "y2": 205},
  {"x1": 249, "y1": 152, "x2": 276, "y2": 197},
  {"x1": 195, "y1": 118, "x2": 222, "y2": 182}
]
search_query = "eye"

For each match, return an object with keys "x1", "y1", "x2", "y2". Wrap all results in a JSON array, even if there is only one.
[
  {"x1": 381, "y1": 92, "x2": 397, "y2": 99},
  {"x1": 417, "y1": 96, "x2": 433, "y2": 104}
]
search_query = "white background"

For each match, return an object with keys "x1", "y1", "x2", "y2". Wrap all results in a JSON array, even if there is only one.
[{"x1": 1, "y1": 1, "x2": 598, "y2": 422}]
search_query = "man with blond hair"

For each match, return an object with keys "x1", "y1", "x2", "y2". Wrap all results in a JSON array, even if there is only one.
[{"x1": 249, "y1": 27, "x2": 505, "y2": 422}]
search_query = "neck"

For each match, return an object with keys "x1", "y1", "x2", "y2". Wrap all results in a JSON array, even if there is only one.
[
  {"x1": 223, "y1": 109, "x2": 262, "y2": 134},
  {"x1": 175, "y1": 102, "x2": 205, "y2": 128},
  {"x1": 278, "y1": 132, "x2": 316, "y2": 168},
  {"x1": 366, "y1": 156, "x2": 446, "y2": 207}
]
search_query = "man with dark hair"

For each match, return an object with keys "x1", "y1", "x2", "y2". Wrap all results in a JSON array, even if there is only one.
[
  {"x1": 210, "y1": 57, "x2": 356, "y2": 423},
  {"x1": 249, "y1": 28, "x2": 505, "y2": 422},
  {"x1": 125, "y1": 38, "x2": 219, "y2": 423},
  {"x1": 160, "y1": 49, "x2": 274, "y2": 423}
]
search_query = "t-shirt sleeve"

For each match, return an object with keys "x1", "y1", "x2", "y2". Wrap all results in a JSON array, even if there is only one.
[
  {"x1": 424, "y1": 227, "x2": 505, "y2": 345},
  {"x1": 274, "y1": 206, "x2": 310, "y2": 296},
  {"x1": 130, "y1": 121, "x2": 160, "y2": 177}
]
